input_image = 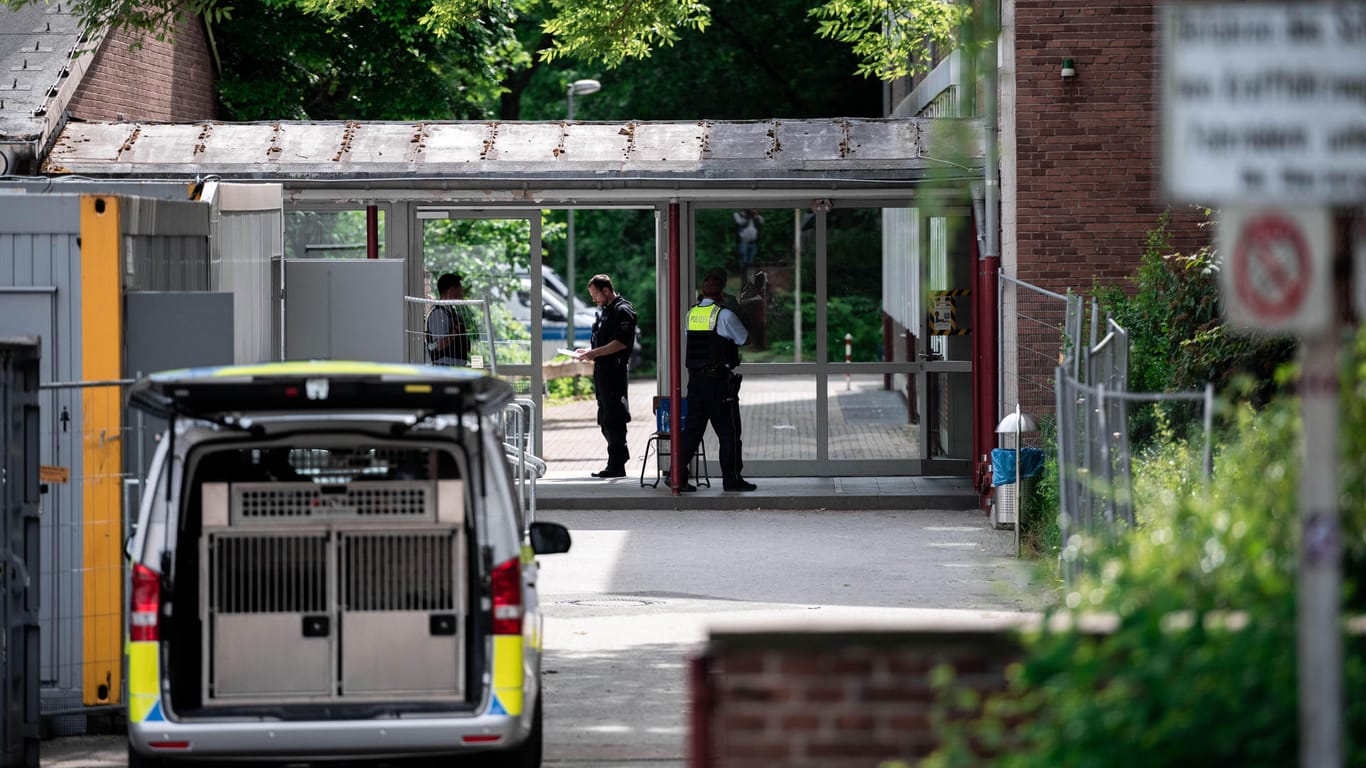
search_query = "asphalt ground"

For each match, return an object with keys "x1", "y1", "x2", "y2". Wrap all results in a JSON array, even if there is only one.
[
  {"x1": 40, "y1": 506, "x2": 1036, "y2": 768},
  {"x1": 38, "y1": 374, "x2": 1020, "y2": 767}
]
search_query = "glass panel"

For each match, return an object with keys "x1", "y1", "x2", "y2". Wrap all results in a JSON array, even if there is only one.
[
  {"x1": 926, "y1": 215, "x2": 975, "y2": 361},
  {"x1": 826, "y1": 207, "x2": 886, "y2": 363},
  {"x1": 927, "y1": 370, "x2": 974, "y2": 460},
  {"x1": 694, "y1": 208, "x2": 814, "y2": 363},
  {"x1": 701, "y1": 373, "x2": 818, "y2": 465},
  {"x1": 421, "y1": 218, "x2": 534, "y2": 367},
  {"x1": 827, "y1": 373, "x2": 920, "y2": 460},
  {"x1": 540, "y1": 209, "x2": 654, "y2": 374},
  {"x1": 284, "y1": 209, "x2": 384, "y2": 259}
]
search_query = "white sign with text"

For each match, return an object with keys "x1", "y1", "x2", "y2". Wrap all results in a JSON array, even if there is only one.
[{"x1": 1162, "y1": 3, "x2": 1366, "y2": 204}]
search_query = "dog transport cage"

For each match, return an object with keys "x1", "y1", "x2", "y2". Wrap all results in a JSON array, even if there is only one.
[{"x1": 198, "y1": 462, "x2": 469, "y2": 704}]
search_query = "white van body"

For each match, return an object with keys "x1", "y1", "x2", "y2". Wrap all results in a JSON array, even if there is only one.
[{"x1": 124, "y1": 361, "x2": 570, "y2": 768}]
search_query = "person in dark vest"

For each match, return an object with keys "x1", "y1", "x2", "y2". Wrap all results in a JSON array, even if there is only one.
[
  {"x1": 675, "y1": 273, "x2": 756, "y2": 492},
  {"x1": 427, "y1": 273, "x2": 471, "y2": 366},
  {"x1": 574, "y1": 274, "x2": 638, "y2": 478}
]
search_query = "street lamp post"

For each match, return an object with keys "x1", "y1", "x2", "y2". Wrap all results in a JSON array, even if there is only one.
[{"x1": 565, "y1": 79, "x2": 601, "y2": 351}]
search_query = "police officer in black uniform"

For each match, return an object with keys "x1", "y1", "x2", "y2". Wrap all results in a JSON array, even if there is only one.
[
  {"x1": 574, "y1": 274, "x2": 638, "y2": 478},
  {"x1": 675, "y1": 273, "x2": 756, "y2": 492}
]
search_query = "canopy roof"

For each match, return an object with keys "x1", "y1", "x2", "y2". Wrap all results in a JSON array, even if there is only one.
[{"x1": 43, "y1": 118, "x2": 984, "y2": 197}]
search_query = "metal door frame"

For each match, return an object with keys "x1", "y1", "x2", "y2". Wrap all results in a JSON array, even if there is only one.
[
  {"x1": 411, "y1": 208, "x2": 544, "y2": 450},
  {"x1": 678, "y1": 200, "x2": 973, "y2": 477}
]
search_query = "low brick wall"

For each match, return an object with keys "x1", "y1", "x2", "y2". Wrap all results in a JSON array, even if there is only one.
[
  {"x1": 690, "y1": 611, "x2": 1037, "y2": 768},
  {"x1": 543, "y1": 358, "x2": 593, "y2": 380}
]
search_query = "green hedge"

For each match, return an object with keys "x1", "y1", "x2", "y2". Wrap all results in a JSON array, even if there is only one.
[{"x1": 924, "y1": 325, "x2": 1366, "y2": 767}]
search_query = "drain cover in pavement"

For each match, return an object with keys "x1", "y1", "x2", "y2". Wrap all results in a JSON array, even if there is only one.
[{"x1": 560, "y1": 597, "x2": 664, "y2": 607}]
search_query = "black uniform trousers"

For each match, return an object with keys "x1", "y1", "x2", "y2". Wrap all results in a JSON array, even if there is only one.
[
  {"x1": 677, "y1": 368, "x2": 742, "y2": 485},
  {"x1": 593, "y1": 357, "x2": 631, "y2": 472}
]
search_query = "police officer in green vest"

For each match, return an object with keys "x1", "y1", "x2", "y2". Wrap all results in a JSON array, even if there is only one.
[{"x1": 675, "y1": 273, "x2": 756, "y2": 492}]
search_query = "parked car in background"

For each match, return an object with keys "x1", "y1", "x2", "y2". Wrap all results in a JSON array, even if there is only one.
[{"x1": 510, "y1": 267, "x2": 642, "y2": 368}]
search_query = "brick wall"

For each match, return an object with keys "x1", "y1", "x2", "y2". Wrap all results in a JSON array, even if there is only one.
[
  {"x1": 1014, "y1": 0, "x2": 1207, "y2": 291},
  {"x1": 67, "y1": 16, "x2": 216, "y2": 122},
  {"x1": 1009, "y1": 0, "x2": 1211, "y2": 417},
  {"x1": 692, "y1": 616, "x2": 1028, "y2": 768}
]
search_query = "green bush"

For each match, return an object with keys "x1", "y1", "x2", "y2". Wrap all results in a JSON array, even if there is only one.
[
  {"x1": 925, "y1": 325, "x2": 1366, "y2": 767},
  {"x1": 545, "y1": 374, "x2": 592, "y2": 402},
  {"x1": 762, "y1": 293, "x2": 884, "y2": 362},
  {"x1": 1094, "y1": 210, "x2": 1296, "y2": 447}
]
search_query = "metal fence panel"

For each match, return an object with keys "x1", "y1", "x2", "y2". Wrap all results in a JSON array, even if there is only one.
[
  {"x1": 998, "y1": 275, "x2": 1080, "y2": 438},
  {"x1": 1001, "y1": 275, "x2": 1213, "y2": 587},
  {"x1": 1, "y1": 339, "x2": 41, "y2": 768}
]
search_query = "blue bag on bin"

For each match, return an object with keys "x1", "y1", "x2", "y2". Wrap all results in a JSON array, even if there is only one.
[{"x1": 992, "y1": 447, "x2": 1045, "y2": 486}]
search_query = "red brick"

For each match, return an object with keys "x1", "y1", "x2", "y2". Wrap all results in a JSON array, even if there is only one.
[{"x1": 69, "y1": 19, "x2": 216, "y2": 122}]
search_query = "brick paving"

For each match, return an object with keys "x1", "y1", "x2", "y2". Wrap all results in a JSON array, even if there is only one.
[{"x1": 540, "y1": 373, "x2": 919, "y2": 476}]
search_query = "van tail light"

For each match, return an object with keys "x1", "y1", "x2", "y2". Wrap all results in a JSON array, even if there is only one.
[
  {"x1": 131, "y1": 564, "x2": 161, "y2": 642},
  {"x1": 490, "y1": 557, "x2": 522, "y2": 635}
]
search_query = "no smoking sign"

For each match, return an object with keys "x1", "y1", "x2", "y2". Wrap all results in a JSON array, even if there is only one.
[{"x1": 1218, "y1": 206, "x2": 1331, "y2": 335}]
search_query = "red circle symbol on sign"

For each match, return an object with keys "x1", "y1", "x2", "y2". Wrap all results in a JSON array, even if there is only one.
[{"x1": 1232, "y1": 214, "x2": 1311, "y2": 320}]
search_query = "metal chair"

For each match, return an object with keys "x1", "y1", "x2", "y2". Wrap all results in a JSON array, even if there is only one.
[{"x1": 640, "y1": 395, "x2": 710, "y2": 488}]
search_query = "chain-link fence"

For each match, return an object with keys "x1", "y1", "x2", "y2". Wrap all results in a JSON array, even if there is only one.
[
  {"x1": 404, "y1": 297, "x2": 501, "y2": 374},
  {"x1": 1052, "y1": 301, "x2": 1215, "y2": 586},
  {"x1": 997, "y1": 274, "x2": 1084, "y2": 440},
  {"x1": 1000, "y1": 277, "x2": 1216, "y2": 583},
  {"x1": 34, "y1": 378, "x2": 139, "y2": 734}
]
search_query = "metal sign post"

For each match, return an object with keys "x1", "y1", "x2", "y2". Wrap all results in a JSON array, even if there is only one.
[
  {"x1": 1163, "y1": 5, "x2": 1360, "y2": 764},
  {"x1": 1298, "y1": 324, "x2": 1342, "y2": 768}
]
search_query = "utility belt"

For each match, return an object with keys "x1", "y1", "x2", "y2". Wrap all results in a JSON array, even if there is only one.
[{"x1": 690, "y1": 364, "x2": 733, "y2": 378}]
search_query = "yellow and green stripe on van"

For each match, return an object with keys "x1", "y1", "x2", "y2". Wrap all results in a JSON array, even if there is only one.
[
  {"x1": 126, "y1": 641, "x2": 163, "y2": 722},
  {"x1": 491, "y1": 635, "x2": 524, "y2": 717}
]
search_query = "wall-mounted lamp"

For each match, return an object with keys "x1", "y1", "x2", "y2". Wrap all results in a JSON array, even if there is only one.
[{"x1": 1061, "y1": 58, "x2": 1077, "y2": 79}]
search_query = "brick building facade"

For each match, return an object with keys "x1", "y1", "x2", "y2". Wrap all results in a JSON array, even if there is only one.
[
  {"x1": 1007, "y1": 0, "x2": 1206, "y2": 292},
  {"x1": 998, "y1": 0, "x2": 1211, "y2": 419},
  {"x1": 0, "y1": 5, "x2": 215, "y2": 174},
  {"x1": 67, "y1": 17, "x2": 217, "y2": 123}
]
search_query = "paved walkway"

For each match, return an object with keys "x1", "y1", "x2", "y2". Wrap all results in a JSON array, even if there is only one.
[{"x1": 534, "y1": 374, "x2": 977, "y2": 512}]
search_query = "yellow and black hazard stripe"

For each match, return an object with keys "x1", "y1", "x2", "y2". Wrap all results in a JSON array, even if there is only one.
[{"x1": 928, "y1": 289, "x2": 971, "y2": 335}]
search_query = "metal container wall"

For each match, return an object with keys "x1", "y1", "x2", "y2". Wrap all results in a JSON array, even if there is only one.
[
  {"x1": 0, "y1": 187, "x2": 213, "y2": 732},
  {"x1": 211, "y1": 183, "x2": 282, "y2": 364}
]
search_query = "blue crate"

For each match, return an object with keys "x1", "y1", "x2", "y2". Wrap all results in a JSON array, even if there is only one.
[{"x1": 655, "y1": 397, "x2": 687, "y2": 433}]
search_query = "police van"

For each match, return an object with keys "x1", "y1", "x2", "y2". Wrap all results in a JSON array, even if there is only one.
[{"x1": 124, "y1": 361, "x2": 570, "y2": 767}]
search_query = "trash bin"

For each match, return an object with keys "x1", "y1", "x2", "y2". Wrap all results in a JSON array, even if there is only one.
[{"x1": 991, "y1": 447, "x2": 1044, "y2": 530}]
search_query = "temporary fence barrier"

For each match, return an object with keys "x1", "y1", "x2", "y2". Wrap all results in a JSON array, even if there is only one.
[
  {"x1": 34, "y1": 377, "x2": 138, "y2": 735},
  {"x1": 2, "y1": 339, "x2": 41, "y2": 767}
]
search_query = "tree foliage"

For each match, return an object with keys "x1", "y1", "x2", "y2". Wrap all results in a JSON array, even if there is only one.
[
  {"x1": 809, "y1": 0, "x2": 971, "y2": 80},
  {"x1": 517, "y1": 0, "x2": 883, "y2": 122},
  {"x1": 214, "y1": 0, "x2": 507, "y2": 119},
  {"x1": 9, "y1": 0, "x2": 966, "y2": 87}
]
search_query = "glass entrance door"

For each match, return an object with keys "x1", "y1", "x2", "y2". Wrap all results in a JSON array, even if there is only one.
[
  {"x1": 416, "y1": 209, "x2": 545, "y2": 444},
  {"x1": 681, "y1": 203, "x2": 973, "y2": 477}
]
